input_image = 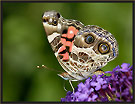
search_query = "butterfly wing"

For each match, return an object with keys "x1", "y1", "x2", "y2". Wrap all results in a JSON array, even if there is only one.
[{"x1": 42, "y1": 11, "x2": 85, "y2": 81}]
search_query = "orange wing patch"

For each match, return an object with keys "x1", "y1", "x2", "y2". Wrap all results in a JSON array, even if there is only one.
[{"x1": 58, "y1": 26, "x2": 78, "y2": 61}]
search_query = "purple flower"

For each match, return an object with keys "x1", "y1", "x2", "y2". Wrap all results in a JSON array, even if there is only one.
[{"x1": 61, "y1": 63, "x2": 133, "y2": 102}]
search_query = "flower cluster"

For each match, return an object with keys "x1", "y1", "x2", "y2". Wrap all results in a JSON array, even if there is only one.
[{"x1": 61, "y1": 63, "x2": 133, "y2": 102}]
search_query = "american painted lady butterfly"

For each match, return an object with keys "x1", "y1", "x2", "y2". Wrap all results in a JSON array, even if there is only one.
[{"x1": 42, "y1": 10, "x2": 118, "y2": 84}]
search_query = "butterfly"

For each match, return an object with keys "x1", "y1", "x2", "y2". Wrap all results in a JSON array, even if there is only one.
[{"x1": 42, "y1": 10, "x2": 118, "y2": 91}]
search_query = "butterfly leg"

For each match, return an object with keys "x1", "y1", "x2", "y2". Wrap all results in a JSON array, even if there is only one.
[
  {"x1": 77, "y1": 80, "x2": 81, "y2": 85},
  {"x1": 63, "y1": 80, "x2": 68, "y2": 92},
  {"x1": 58, "y1": 72, "x2": 76, "y2": 93},
  {"x1": 69, "y1": 80, "x2": 74, "y2": 93}
]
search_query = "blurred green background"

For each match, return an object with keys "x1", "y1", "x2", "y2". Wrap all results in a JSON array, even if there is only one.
[{"x1": 2, "y1": 3, "x2": 132, "y2": 101}]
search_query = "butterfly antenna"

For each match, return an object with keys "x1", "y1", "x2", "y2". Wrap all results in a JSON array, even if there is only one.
[{"x1": 37, "y1": 65, "x2": 62, "y2": 73}]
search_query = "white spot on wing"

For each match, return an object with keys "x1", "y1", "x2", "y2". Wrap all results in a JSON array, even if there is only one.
[
  {"x1": 54, "y1": 51, "x2": 58, "y2": 57},
  {"x1": 70, "y1": 30, "x2": 73, "y2": 34},
  {"x1": 57, "y1": 23, "x2": 61, "y2": 30},
  {"x1": 48, "y1": 32, "x2": 61, "y2": 43}
]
